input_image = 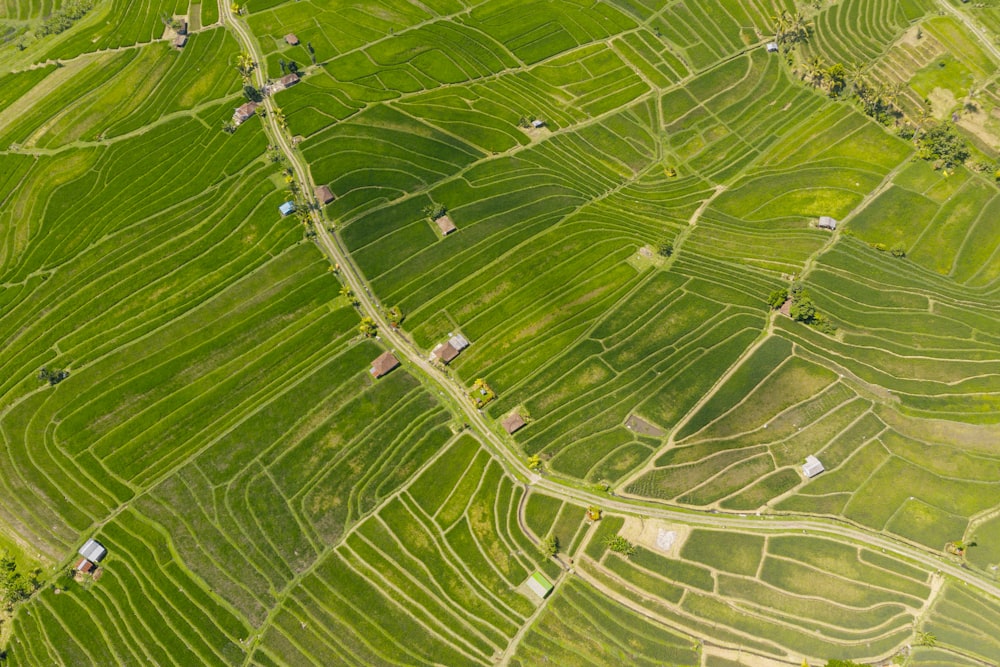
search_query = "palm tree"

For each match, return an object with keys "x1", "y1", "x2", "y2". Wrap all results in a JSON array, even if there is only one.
[
  {"x1": 772, "y1": 10, "x2": 790, "y2": 43},
  {"x1": 236, "y1": 52, "x2": 254, "y2": 82},
  {"x1": 788, "y1": 11, "x2": 812, "y2": 44},
  {"x1": 846, "y1": 62, "x2": 866, "y2": 94},
  {"x1": 805, "y1": 56, "x2": 825, "y2": 87}
]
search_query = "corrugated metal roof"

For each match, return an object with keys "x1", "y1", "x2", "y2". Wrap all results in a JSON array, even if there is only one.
[
  {"x1": 79, "y1": 538, "x2": 107, "y2": 562},
  {"x1": 527, "y1": 572, "x2": 553, "y2": 598}
]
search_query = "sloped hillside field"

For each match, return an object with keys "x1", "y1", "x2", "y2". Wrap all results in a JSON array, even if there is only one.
[{"x1": 1, "y1": 0, "x2": 999, "y2": 665}]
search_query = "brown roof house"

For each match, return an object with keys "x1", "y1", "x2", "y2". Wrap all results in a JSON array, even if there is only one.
[
  {"x1": 435, "y1": 215, "x2": 457, "y2": 235},
  {"x1": 279, "y1": 72, "x2": 300, "y2": 89},
  {"x1": 501, "y1": 412, "x2": 526, "y2": 435},
  {"x1": 284, "y1": 33, "x2": 299, "y2": 46},
  {"x1": 433, "y1": 342, "x2": 459, "y2": 364},
  {"x1": 370, "y1": 351, "x2": 400, "y2": 379},
  {"x1": 233, "y1": 101, "x2": 257, "y2": 125},
  {"x1": 173, "y1": 34, "x2": 188, "y2": 48},
  {"x1": 432, "y1": 333, "x2": 469, "y2": 364},
  {"x1": 315, "y1": 184, "x2": 335, "y2": 205}
]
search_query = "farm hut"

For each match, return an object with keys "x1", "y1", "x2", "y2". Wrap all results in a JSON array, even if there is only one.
[
  {"x1": 233, "y1": 101, "x2": 257, "y2": 124},
  {"x1": 433, "y1": 342, "x2": 460, "y2": 364},
  {"x1": 279, "y1": 201, "x2": 296, "y2": 216},
  {"x1": 766, "y1": 42, "x2": 779, "y2": 52},
  {"x1": 802, "y1": 455, "x2": 825, "y2": 478},
  {"x1": 315, "y1": 184, "x2": 335, "y2": 205},
  {"x1": 818, "y1": 216, "x2": 837, "y2": 230},
  {"x1": 779, "y1": 298, "x2": 792, "y2": 318},
  {"x1": 531, "y1": 119, "x2": 545, "y2": 128},
  {"x1": 501, "y1": 412, "x2": 526, "y2": 434},
  {"x1": 370, "y1": 351, "x2": 400, "y2": 378},
  {"x1": 526, "y1": 572, "x2": 554, "y2": 599},
  {"x1": 178, "y1": 19, "x2": 188, "y2": 35},
  {"x1": 435, "y1": 215, "x2": 457, "y2": 235},
  {"x1": 284, "y1": 33, "x2": 299, "y2": 46},
  {"x1": 449, "y1": 334, "x2": 470, "y2": 351},
  {"x1": 79, "y1": 538, "x2": 107, "y2": 564},
  {"x1": 173, "y1": 34, "x2": 187, "y2": 48},
  {"x1": 74, "y1": 557, "x2": 94, "y2": 573},
  {"x1": 279, "y1": 72, "x2": 300, "y2": 88}
]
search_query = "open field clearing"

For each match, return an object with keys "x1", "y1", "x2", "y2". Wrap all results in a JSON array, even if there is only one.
[{"x1": 3, "y1": 0, "x2": 1000, "y2": 663}]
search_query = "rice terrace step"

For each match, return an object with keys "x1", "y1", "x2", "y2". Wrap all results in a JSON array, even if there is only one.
[{"x1": 0, "y1": 0, "x2": 999, "y2": 665}]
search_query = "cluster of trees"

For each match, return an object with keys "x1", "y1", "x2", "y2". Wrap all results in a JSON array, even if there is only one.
[
  {"x1": 0, "y1": 552, "x2": 40, "y2": 611},
  {"x1": 799, "y1": 59, "x2": 971, "y2": 169},
  {"x1": 278, "y1": 59, "x2": 300, "y2": 75},
  {"x1": 37, "y1": 367, "x2": 69, "y2": 385},
  {"x1": 657, "y1": 238, "x2": 674, "y2": 257},
  {"x1": 340, "y1": 285, "x2": 359, "y2": 307},
  {"x1": 243, "y1": 85, "x2": 263, "y2": 103},
  {"x1": 422, "y1": 203, "x2": 447, "y2": 220},
  {"x1": 384, "y1": 305, "x2": 403, "y2": 327},
  {"x1": 917, "y1": 122, "x2": 970, "y2": 168},
  {"x1": 801, "y1": 59, "x2": 902, "y2": 124},
  {"x1": 769, "y1": 284, "x2": 836, "y2": 334},
  {"x1": 36, "y1": 0, "x2": 94, "y2": 37},
  {"x1": 773, "y1": 10, "x2": 811, "y2": 45},
  {"x1": 358, "y1": 317, "x2": 377, "y2": 338}
]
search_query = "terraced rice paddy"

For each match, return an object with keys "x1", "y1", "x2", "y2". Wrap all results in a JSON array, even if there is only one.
[{"x1": 1, "y1": 0, "x2": 1000, "y2": 664}]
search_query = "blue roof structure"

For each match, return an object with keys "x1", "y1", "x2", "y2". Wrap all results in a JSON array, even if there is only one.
[{"x1": 279, "y1": 201, "x2": 296, "y2": 216}]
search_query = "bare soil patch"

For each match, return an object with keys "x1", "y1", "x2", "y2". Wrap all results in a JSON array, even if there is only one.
[
  {"x1": 619, "y1": 516, "x2": 690, "y2": 558},
  {"x1": 927, "y1": 86, "x2": 958, "y2": 120},
  {"x1": 625, "y1": 414, "x2": 666, "y2": 437}
]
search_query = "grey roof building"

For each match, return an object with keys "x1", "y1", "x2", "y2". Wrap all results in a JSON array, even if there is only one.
[{"x1": 78, "y1": 538, "x2": 107, "y2": 563}]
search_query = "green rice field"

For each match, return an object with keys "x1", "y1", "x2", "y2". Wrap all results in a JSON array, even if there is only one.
[{"x1": 1, "y1": 0, "x2": 999, "y2": 664}]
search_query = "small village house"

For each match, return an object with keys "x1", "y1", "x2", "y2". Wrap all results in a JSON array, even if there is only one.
[
  {"x1": 433, "y1": 332, "x2": 469, "y2": 364},
  {"x1": 433, "y1": 342, "x2": 460, "y2": 364},
  {"x1": 531, "y1": 119, "x2": 545, "y2": 128},
  {"x1": 525, "y1": 572, "x2": 553, "y2": 599},
  {"x1": 501, "y1": 412, "x2": 526, "y2": 435},
  {"x1": 370, "y1": 351, "x2": 400, "y2": 379},
  {"x1": 278, "y1": 72, "x2": 300, "y2": 89},
  {"x1": 435, "y1": 215, "x2": 457, "y2": 235},
  {"x1": 818, "y1": 216, "x2": 837, "y2": 230},
  {"x1": 76, "y1": 538, "x2": 107, "y2": 572},
  {"x1": 284, "y1": 33, "x2": 299, "y2": 46},
  {"x1": 315, "y1": 184, "x2": 335, "y2": 205},
  {"x1": 233, "y1": 101, "x2": 257, "y2": 125},
  {"x1": 279, "y1": 201, "x2": 296, "y2": 216},
  {"x1": 173, "y1": 34, "x2": 188, "y2": 48},
  {"x1": 766, "y1": 42, "x2": 779, "y2": 52},
  {"x1": 802, "y1": 455, "x2": 825, "y2": 478}
]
